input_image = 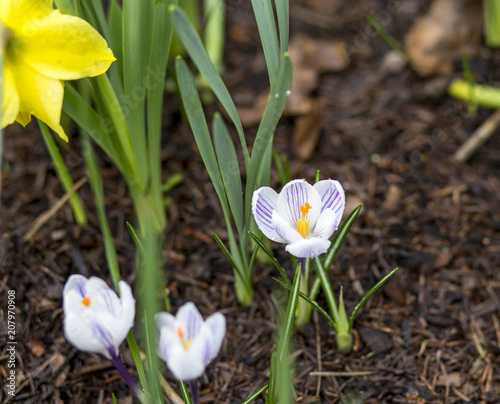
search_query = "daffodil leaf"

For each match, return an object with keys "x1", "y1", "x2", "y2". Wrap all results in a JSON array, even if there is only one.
[
  {"x1": 213, "y1": 113, "x2": 244, "y2": 236},
  {"x1": 251, "y1": 0, "x2": 279, "y2": 84}
]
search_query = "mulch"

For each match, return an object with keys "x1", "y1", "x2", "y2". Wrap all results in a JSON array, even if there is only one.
[{"x1": 2, "y1": 0, "x2": 500, "y2": 403}]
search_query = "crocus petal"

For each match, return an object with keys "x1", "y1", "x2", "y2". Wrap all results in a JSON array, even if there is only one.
[
  {"x1": 313, "y1": 180, "x2": 345, "y2": 216},
  {"x1": 285, "y1": 237, "x2": 331, "y2": 259},
  {"x1": 167, "y1": 346, "x2": 206, "y2": 381},
  {"x1": 205, "y1": 312, "x2": 226, "y2": 361},
  {"x1": 1, "y1": 64, "x2": 19, "y2": 128},
  {"x1": 62, "y1": 274, "x2": 87, "y2": 300},
  {"x1": 311, "y1": 209, "x2": 342, "y2": 240},
  {"x1": 115, "y1": 281, "x2": 135, "y2": 349},
  {"x1": 276, "y1": 179, "x2": 322, "y2": 229},
  {"x1": 18, "y1": 10, "x2": 115, "y2": 80},
  {"x1": 252, "y1": 186, "x2": 287, "y2": 243},
  {"x1": 176, "y1": 302, "x2": 203, "y2": 341},
  {"x1": 272, "y1": 210, "x2": 303, "y2": 244},
  {"x1": 64, "y1": 309, "x2": 112, "y2": 355},
  {"x1": 3, "y1": 0, "x2": 52, "y2": 30},
  {"x1": 9, "y1": 57, "x2": 68, "y2": 140}
]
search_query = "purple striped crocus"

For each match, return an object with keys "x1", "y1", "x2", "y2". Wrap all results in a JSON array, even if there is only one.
[
  {"x1": 62, "y1": 275, "x2": 135, "y2": 360},
  {"x1": 252, "y1": 179, "x2": 345, "y2": 258},
  {"x1": 156, "y1": 302, "x2": 226, "y2": 381}
]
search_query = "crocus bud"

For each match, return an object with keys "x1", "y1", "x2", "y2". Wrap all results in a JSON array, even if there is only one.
[
  {"x1": 156, "y1": 302, "x2": 226, "y2": 381},
  {"x1": 63, "y1": 275, "x2": 135, "y2": 360}
]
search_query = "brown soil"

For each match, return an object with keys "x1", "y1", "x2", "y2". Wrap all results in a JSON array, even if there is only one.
[{"x1": 2, "y1": 1, "x2": 500, "y2": 403}]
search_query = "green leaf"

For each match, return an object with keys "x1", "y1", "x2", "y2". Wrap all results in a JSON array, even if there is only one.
[
  {"x1": 273, "y1": 278, "x2": 335, "y2": 328},
  {"x1": 126, "y1": 331, "x2": 149, "y2": 393},
  {"x1": 323, "y1": 203, "x2": 363, "y2": 270},
  {"x1": 348, "y1": 267, "x2": 399, "y2": 331},
  {"x1": 213, "y1": 113, "x2": 244, "y2": 235},
  {"x1": 175, "y1": 57, "x2": 231, "y2": 220},
  {"x1": 170, "y1": 6, "x2": 250, "y2": 169},
  {"x1": 251, "y1": 0, "x2": 279, "y2": 84},
  {"x1": 213, "y1": 232, "x2": 248, "y2": 288},
  {"x1": 179, "y1": 380, "x2": 193, "y2": 404},
  {"x1": 245, "y1": 54, "x2": 292, "y2": 221},
  {"x1": 242, "y1": 384, "x2": 269, "y2": 404},
  {"x1": 249, "y1": 232, "x2": 290, "y2": 285},
  {"x1": 274, "y1": 0, "x2": 289, "y2": 53},
  {"x1": 107, "y1": 0, "x2": 124, "y2": 95}
]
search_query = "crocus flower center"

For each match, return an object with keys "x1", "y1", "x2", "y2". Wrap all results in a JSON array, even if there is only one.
[
  {"x1": 177, "y1": 327, "x2": 192, "y2": 351},
  {"x1": 81, "y1": 296, "x2": 91, "y2": 307},
  {"x1": 297, "y1": 202, "x2": 312, "y2": 238}
]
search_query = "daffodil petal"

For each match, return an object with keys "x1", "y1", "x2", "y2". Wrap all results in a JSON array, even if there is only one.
[
  {"x1": 10, "y1": 57, "x2": 67, "y2": 140},
  {"x1": 285, "y1": 237, "x2": 331, "y2": 259},
  {"x1": 19, "y1": 10, "x2": 115, "y2": 80},
  {"x1": 1, "y1": 64, "x2": 20, "y2": 128},
  {"x1": 4, "y1": 0, "x2": 52, "y2": 30},
  {"x1": 276, "y1": 179, "x2": 322, "y2": 229},
  {"x1": 0, "y1": 0, "x2": 13, "y2": 23}
]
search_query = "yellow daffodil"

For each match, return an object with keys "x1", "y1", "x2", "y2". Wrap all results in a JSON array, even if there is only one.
[{"x1": 0, "y1": 0, "x2": 115, "y2": 141}]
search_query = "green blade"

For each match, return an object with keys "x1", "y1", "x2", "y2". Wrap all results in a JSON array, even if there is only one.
[
  {"x1": 170, "y1": 6, "x2": 250, "y2": 169},
  {"x1": 213, "y1": 113, "x2": 244, "y2": 236},
  {"x1": 251, "y1": 0, "x2": 279, "y2": 83}
]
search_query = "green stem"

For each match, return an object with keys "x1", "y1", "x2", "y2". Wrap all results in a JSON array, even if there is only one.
[
  {"x1": 38, "y1": 120, "x2": 87, "y2": 225},
  {"x1": 313, "y1": 256, "x2": 340, "y2": 324},
  {"x1": 277, "y1": 263, "x2": 302, "y2": 362}
]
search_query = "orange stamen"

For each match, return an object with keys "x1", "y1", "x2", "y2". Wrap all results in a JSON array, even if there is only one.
[
  {"x1": 297, "y1": 202, "x2": 312, "y2": 238},
  {"x1": 82, "y1": 296, "x2": 91, "y2": 307},
  {"x1": 177, "y1": 327, "x2": 192, "y2": 350}
]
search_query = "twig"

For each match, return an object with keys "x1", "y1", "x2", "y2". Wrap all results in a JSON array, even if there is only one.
[
  {"x1": 310, "y1": 370, "x2": 375, "y2": 377},
  {"x1": 23, "y1": 176, "x2": 87, "y2": 241},
  {"x1": 454, "y1": 109, "x2": 500, "y2": 162}
]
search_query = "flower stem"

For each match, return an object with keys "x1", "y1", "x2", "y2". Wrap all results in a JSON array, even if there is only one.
[
  {"x1": 110, "y1": 354, "x2": 142, "y2": 399},
  {"x1": 190, "y1": 379, "x2": 199, "y2": 404}
]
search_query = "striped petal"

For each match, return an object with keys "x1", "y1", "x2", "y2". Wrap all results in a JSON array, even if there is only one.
[
  {"x1": 276, "y1": 179, "x2": 321, "y2": 229},
  {"x1": 313, "y1": 179, "x2": 345, "y2": 216},
  {"x1": 252, "y1": 186, "x2": 287, "y2": 243},
  {"x1": 176, "y1": 302, "x2": 203, "y2": 341}
]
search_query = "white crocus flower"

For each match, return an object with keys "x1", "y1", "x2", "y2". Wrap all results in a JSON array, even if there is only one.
[
  {"x1": 252, "y1": 179, "x2": 345, "y2": 258},
  {"x1": 63, "y1": 275, "x2": 135, "y2": 360},
  {"x1": 156, "y1": 302, "x2": 226, "y2": 381}
]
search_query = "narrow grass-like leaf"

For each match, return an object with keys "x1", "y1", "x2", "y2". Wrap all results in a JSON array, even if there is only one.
[
  {"x1": 249, "y1": 232, "x2": 291, "y2": 284},
  {"x1": 81, "y1": 133, "x2": 122, "y2": 289},
  {"x1": 144, "y1": 308, "x2": 162, "y2": 402},
  {"x1": 313, "y1": 256, "x2": 339, "y2": 324},
  {"x1": 274, "y1": 0, "x2": 289, "y2": 53},
  {"x1": 256, "y1": 133, "x2": 273, "y2": 189},
  {"x1": 213, "y1": 232, "x2": 248, "y2": 288},
  {"x1": 54, "y1": 0, "x2": 76, "y2": 15},
  {"x1": 122, "y1": 0, "x2": 152, "y2": 182},
  {"x1": 179, "y1": 381, "x2": 193, "y2": 404},
  {"x1": 245, "y1": 54, "x2": 292, "y2": 221},
  {"x1": 251, "y1": 0, "x2": 279, "y2": 83},
  {"x1": 242, "y1": 384, "x2": 269, "y2": 404},
  {"x1": 274, "y1": 278, "x2": 335, "y2": 328},
  {"x1": 213, "y1": 113, "x2": 244, "y2": 235},
  {"x1": 324, "y1": 204, "x2": 363, "y2": 270},
  {"x1": 63, "y1": 85, "x2": 119, "y2": 167},
  {"x1": 272, "y1": 149, "x2": 290, "y2": 186},
  {"x1": 107, "y1": 0, "x2": 124, "y2": 97},
  {"x1": 126, "y1": 222, "x2": 170, "y2": 311},
  {"x1": 126, "y1": 331, "x2": 149, "y2": 393},
  {"x1": 170, "y1": 6, "x2": 250, "y2": 169},
  {"x1": 204, "y1": 0, "x2": 225, "y2": 72},
  {"x1": 348, "y1": 267, "x2": 399, "y2": 331},
  {"x1": 38, "y1": 121, "x2": 87, "y2": 225},
  {"x1": 175, "y1": 57, "x2": 231, "y2": 218}
]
